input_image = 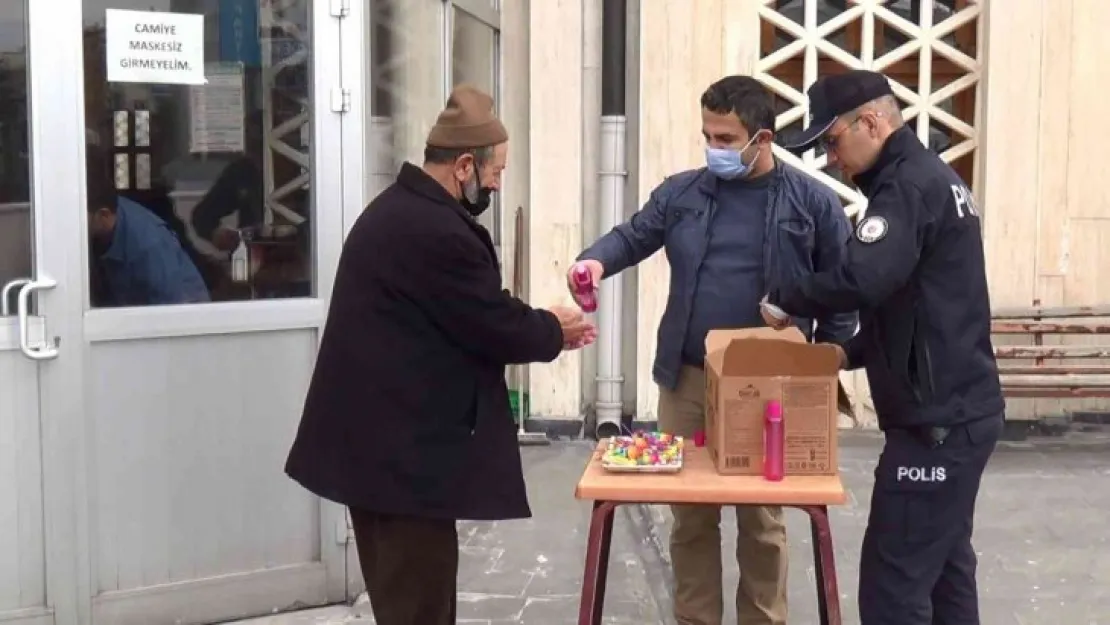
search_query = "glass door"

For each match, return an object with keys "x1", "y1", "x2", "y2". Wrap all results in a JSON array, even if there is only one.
[{"x1": 21, "y1": 0, "x2": 350, "y2": 623}]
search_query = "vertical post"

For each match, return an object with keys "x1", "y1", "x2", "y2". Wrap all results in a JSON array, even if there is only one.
[{"x1": 594, "y1": 0, "x2": 627, "y2": 437}]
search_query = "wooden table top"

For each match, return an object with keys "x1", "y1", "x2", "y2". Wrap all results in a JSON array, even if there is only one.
[{"x1": 575, "y1": 444, "x2": 847, "y2": 507}]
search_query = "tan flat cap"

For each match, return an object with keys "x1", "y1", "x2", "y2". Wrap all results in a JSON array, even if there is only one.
[{"x1": 426, "y1": 84, "x2": 509, "y2": 149}]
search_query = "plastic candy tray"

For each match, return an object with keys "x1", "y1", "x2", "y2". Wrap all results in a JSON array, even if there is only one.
[{"x1": 600, "y1": 434, "x2": 685, "y2": 474}]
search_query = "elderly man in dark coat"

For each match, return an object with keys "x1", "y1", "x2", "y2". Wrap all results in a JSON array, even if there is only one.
[{"x1": 284, "y1": 85, "x2": 594, "y2": 625}]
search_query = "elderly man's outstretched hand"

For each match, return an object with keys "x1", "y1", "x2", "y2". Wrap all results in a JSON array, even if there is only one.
[{"x1": 548, "y1": 305, "x2": 598, "y2": 350}]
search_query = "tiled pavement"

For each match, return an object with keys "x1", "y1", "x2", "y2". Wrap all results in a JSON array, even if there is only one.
[
  {"x1": 233, "y1": 431, "x2": 1110, "y2": 624},
  {"x1": 649, "y1": 432, "x2": 1110, "y2": 624}
]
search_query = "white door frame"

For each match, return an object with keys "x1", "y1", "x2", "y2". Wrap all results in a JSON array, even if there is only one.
[
  {"x1": 340, "y1": 0, "x2": 368, "y2": 239},
  {"x1": 25, "y1": 0, "x2": 93, "y2": 622},
  {"x1": 22, "y1": 0, "x2": 352, "y2": 623}
]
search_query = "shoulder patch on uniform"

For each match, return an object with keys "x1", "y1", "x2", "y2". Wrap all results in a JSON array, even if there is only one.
[{"x1": 855, "y1": 216, "x2": 889, "y2": 244}]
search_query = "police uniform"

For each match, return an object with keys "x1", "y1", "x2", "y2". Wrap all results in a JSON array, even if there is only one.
[{"x1": 772, "y1": 70, "x2": 1005, "y2": 625}]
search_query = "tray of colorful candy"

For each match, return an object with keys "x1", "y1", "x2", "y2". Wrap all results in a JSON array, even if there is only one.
[{"x1": 601, "y1": 431, "x2": 684, "y2": 473}]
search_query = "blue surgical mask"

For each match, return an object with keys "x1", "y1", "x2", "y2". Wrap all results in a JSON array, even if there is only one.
[{"x1": 705, "y1": 135, "x2": 761, "y2": 180}]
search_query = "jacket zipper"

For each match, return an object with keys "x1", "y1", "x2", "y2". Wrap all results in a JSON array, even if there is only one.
[
  {"x1": 909, "y1": 310, "x2": 936, "y2": 403},
  {"x1": 920, "y1": 333, "x2": 935, "y2": 400}
]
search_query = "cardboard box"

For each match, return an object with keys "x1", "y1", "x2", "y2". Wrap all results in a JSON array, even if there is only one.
[{"x1": 704, "y1": 327, "x2": 840, "y2": 476}]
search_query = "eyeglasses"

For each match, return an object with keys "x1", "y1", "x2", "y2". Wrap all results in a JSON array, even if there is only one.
[{"x1": 821, "y1": 116, "x2": 861, "y2": 151}]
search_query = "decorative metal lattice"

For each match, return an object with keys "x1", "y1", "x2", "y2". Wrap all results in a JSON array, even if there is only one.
[
  {"x1": 756, "y1": 0, "x2": 982, "y2": 215},
  {"x1": 260, "y1": 0, "x2": 309, "y2": 226}
]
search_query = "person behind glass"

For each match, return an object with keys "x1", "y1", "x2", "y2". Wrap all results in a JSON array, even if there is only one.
[
  {"x1": 283, "y1": 85, "x2": 596, "y2": 625},
  {"x1": 570, "y1": 76, "x2": 857, "y2": 625},
  {"x1": 765, "y1": 70, "x2": 1005, "y2": 625},
  {"x1": 85, "y1": 151, "x2": 210, "y2": 307},
  {"x1": 189, "y1": 111, "x2": 265, "y2": 253}
]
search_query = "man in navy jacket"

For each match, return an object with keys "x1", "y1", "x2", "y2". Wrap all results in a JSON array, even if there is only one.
[{"x1": 572, "y1": 75, "x2": 857, "y2": 625}]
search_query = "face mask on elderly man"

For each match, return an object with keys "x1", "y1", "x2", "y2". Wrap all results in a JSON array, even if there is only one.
[{"x1": 459, "y1": 162, "x2": 494, "y2": 217}]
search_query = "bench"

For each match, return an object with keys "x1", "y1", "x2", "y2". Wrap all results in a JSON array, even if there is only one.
[{"x1": 992, "y1": 305, "x2": 1110, "y2": 398}]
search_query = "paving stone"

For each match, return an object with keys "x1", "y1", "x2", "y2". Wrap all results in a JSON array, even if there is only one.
[
  {"x1": 649, "y1": 432, "x2": 1110, "y2": 624},
  {"x1": 232, "y1": 434, "x2": 1110, "y2": 624}
]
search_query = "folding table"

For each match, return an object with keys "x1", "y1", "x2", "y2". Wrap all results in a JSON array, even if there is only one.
[{"x1": 574, "y1": 444, "x2": 847, "y2": 625}]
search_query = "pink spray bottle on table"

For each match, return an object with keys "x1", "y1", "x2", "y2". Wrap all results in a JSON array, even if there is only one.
[
  {"x1": 570, "y1": 262, "x2": 598, "y2": 313},
  {"x1": 763, "y1": 399, "x2": 785, "y2": 482}
]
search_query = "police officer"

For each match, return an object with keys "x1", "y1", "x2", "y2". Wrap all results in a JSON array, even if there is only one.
[{"x1": 763, "y1": 70, "x2": 1006, "y2": 625}]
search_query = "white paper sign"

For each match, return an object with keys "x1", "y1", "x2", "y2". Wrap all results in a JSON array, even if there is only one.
[
  {"x1": 105, "y1": 9, "x2": 206, "y2": 85},
  {"x1": 190, "y1": 63, "x2": 246, "y2": 153}
]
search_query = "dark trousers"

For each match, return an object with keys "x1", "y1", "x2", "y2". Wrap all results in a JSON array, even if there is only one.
[
  {"x1": 858, "y1": 414, "x2": 1003, "y2": 625},
  {"x1": 350, "y1": 508, "x2": 459, "y2": 625}
]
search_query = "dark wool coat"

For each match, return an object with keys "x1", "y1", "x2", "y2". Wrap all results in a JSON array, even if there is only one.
[{"x1": 285, "y1": 163, "x2": 563, "y2": 520}]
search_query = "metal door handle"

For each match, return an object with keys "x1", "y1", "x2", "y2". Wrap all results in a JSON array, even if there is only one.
[
  {"x1": 1, "y1": 278, "x2": 30, "y2": 316},
  {"x1": 17, "y1": 277, "x2": 58, "y2": 360}
]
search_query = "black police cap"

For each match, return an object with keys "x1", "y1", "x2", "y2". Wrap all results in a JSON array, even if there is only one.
[{"x1": 780, "y1": 70, "x2": 895, "y2": 154}]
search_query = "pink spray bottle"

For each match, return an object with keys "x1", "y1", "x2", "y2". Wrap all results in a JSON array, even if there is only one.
[
  {"x1": 763, "y1": 399, "x2": 785, "y2": 482},
  {"x1": 570, "y1": 262, "x2": 598, "y2": 313}
]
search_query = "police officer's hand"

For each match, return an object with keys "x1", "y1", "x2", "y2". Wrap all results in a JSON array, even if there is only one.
[
  {"x1": 832, "y1": 344, "x2": 848, "y2": 370},
  {"x1": 760, "y1": 295, "x2": 792, "y2": 330}
]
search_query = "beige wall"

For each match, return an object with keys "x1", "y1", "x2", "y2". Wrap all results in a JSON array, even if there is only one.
[
  {"x1": 442, "y1": 0, "x2": 1109, "y2": 424},
  {"x1": 524, "y1": 0, "x2": 585, "y2": 419},
  {"x1": 633, "y1": 0, "x2": 736, "y2": 421},
  {"x1": 981, "y1": 0, "x2": 1110, "y2": 419}
]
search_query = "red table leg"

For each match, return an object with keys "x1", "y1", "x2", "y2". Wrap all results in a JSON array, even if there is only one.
[
  {"x1": 578, "y1": 500, "x2": 618, "y2": 625},
  {"x1": 797, "y1": 505, "x2": 842, "y2": 625}
]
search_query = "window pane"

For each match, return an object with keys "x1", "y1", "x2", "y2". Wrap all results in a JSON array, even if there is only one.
[
  {"x1": 369, "y1": 0, "x2": 444, "y2": 170},
  {"x1": 84, "y1": 0, "x2": 314, "y2": 308},
  {"x1": 451, "y1": 5, "x2": 499, "y2": 246},
  {"x1": 452, "y1": 6, "x2": 495, "y2": 98},
  {"x1": 367, "y1": 1, "x2": 502, "y2": 250}
]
